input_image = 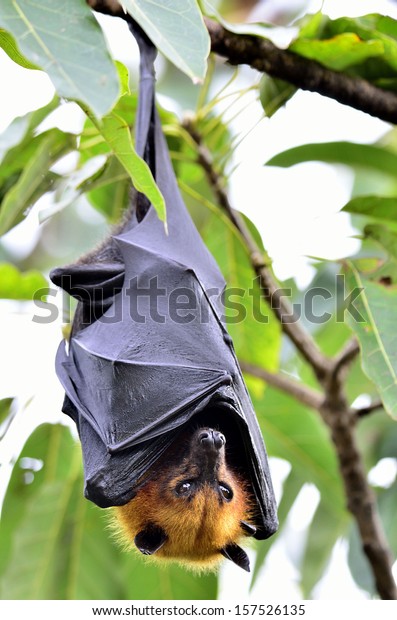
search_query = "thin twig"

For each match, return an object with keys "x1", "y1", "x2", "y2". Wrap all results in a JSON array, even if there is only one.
[
  {"x1": 240, "y1": 362, "x2": 323, "y2": 410},
  {"x1": 354, "y1": 399, "x2": 384, "y2": 419},
  {"x1": 332, "y1": 338, "x2": 361, "y2": 380},
  {"x1": 327, "y1": 337, "x2": 361, "y2": 396}
]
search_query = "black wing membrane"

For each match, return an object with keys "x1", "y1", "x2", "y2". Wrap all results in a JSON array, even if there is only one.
[{"x1": 51, "y1": 22, "x2": 278, "y2": 539}]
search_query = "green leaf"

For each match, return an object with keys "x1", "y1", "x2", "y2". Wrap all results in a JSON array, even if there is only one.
[
  {"x1": 357, "y1": 412, "x2": 397, "y2": 484},
  {"x1": 378, "y1": 484, "x2": 397, "y2": 559},
  {"x1": 0, "y1": 118, "x2": 30, "y2": 167},
  {"x1": 122, "y1": 0, "x2": 210, "y2": 82},
  {"x1": 0, "y1": 95, "x2": 60, "y2": 166},
  {"x1": 329, "y1": 15, "x2": 397, "y2": 71},
  {"x1": 0, "y1": 424, "x2": 76, "y2": 581},
  {"x1": 199, "y1": 204, "x2": 280, "y2": 371},
  {"x1": 300, "y1": 500, "x2": 349, "y2": 597},
  {"x1": 364, "y1": 224, "x2": 397, "y2": 261},
  {"x1": 96, "y1": 109, "x2": 166, "y2": 225},
  {"x1": 83, "y1": 157, "x2": 130, "y2": 223},
  {"x1": 0, "y1": 128, "x2": 76, "y2": 235},
  {"x1": 252, "y1": 469, "x2": 303, "y2": 586},
  {"x1": 293, "y1": 13, "x2": 397, "y2": 87},
  {"x1": 1, "y1": 424, "x2": 125, "y2": 600},
  {"x1": 39, "y1": 151, "x2": 130, "y2": 225},
  {"x1": 347, "y1": 522, "x2": 375, "y2": 594},
  {"x1": 312, "y1": 315, "x2": 380, "y2": 408},
  {"x1": 297, "y1": 11, "x2": 327, "y2": 39},
  {"x1": 59, "y1": 483, "x2": 129, "y2": 600},
  {"x1": 0, "y1": 263, "x2": 47, "y2": 299},
  {"x1": 3, "y1": 480, "x2": 80, "y2": 599},
  {"x1": 252, "y1": 363, "x2": 348, "y2": 594},
  {"x1": 0, "y1": 0, "x2": 120, "y2": 117},
  {"x1": 346, "y1": 263, "x2": 397, "y2": 420},
  {"x1": 343, "y1": 196, "x2": 397, "y2": 222},
  {"x1": 266, "y1": 142, "x2": 397, "y2": 177},
  {"x1": 290, "y1": 33, "x2": 384, "y2": 72},
  {"x1": 348, "y1": 484, "x2": 397, "y2": 595},
  {"x1": 5, "y1": 474, "x2": 126, "y2": 600},
  {"x1": 252, "y1": 387, "x2": 344, "y2": 514},
  {"x1": 38, "y1": 155, "x2": 109, "y2": 223},
  {"x1": 0, "y1": 28, "x2": 38, "y2": 68},
  {"x1": 249, "y1": 364, "x2": 349, "y2": 593},
  {"x1": 121, "y1": 556, "x2": 218, "y2": 600},
  {"x1": 0, "y1": 397, "x2": 13, "y2": 425},
  {"x1": 259, "y1": 75, "x2": 297, "y2": 117},
  {"x1": 78, "y1": 68, "x2": 165, "y2": 225},
  {"x1": 79, "y1": 81, "x2": 138, "y2": 157}
]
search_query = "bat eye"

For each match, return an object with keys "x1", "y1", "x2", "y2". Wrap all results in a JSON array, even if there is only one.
[
  {"x1": 219, "y1": 483, "x2": 233, "y2": 501},
  {"x1": 175, "y1": 480, "x2": 193, "y2": 497}
]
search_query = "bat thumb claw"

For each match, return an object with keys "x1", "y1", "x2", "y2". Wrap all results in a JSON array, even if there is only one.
[
  {"x1": 220, "y1": 543, "x2": 250, "y2": 572},
  {"x1": 134, "y1": 524, "x2": 167, "y2": 556}
]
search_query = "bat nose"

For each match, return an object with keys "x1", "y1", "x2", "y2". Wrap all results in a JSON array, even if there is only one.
[{"x1": 198, "y1": 429, "x2": 225, "y2": 451}]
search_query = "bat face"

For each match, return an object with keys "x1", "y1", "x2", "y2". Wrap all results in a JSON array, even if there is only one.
[{"x1": 113, "y1": 426, "x2": 257, "y2": 572}]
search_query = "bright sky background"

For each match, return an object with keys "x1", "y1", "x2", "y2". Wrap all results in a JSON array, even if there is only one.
[{"x1": 1, "y1": 0, "x2": 397, "y2": 600}]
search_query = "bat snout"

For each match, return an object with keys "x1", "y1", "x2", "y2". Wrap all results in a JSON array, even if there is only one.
[{"x1": 198, "y1": 429, "x2": 225, "y2": 452}]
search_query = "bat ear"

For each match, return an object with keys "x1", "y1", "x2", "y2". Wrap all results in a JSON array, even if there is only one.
[
  {"x1": 240, "y1": 520, "x2": 257, "y2": 537},
  {"x1": 220, "y1": 543, "x2": 250, "y2": 572},
  {"x1": 134, "y1": 524, "x2": 168, "y2": 555}
]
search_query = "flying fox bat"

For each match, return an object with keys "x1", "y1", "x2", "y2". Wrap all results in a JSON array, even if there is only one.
[{"x1": 50, "y1": 21, "x2": 278, "y2": 572}]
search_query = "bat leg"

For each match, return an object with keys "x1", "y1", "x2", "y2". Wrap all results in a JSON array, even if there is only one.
[
  {"x1": 220, "y1": 543, "x2": 250, "y2": 572},
  {"x1": 240, "y1": 520, "x2": 257, "y2": 537},
  {"x1": 134, "y1": 524, "x2": 168, "y2": 556}
]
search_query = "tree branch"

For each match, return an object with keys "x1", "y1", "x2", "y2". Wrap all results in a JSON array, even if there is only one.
[
  {"x1": 86, "y1": 0, "x2": 124, "y2": 16},
  {"x1": 240, "y1": 362, "x2": 323, "y2": 410},
  {"x1": 327, "y1": 337, "x2": 361, "y2": 397},
  {"x1": 332, "y1": 338, "x2": 361, "y2": 378},
  {"x1": 320, "y1": 398, "x2": 396, "y2": 599},
  {"x1": 205, "y1": 18, "x2": 397, "y2": 125}
]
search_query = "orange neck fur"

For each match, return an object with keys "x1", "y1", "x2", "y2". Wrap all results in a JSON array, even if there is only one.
[{"x1": 115, "y1": 470, "x2": 252, "y2": 569}]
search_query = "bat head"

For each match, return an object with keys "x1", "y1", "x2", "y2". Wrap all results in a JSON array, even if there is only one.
[{"x1": 113, "y1": 425, "x2": 257, "y2": 572}]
